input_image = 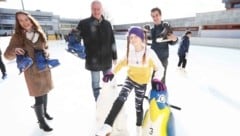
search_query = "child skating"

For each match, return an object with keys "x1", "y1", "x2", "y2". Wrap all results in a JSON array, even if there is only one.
[{"x1": 96, "y1": 26, "x2": 165, "y2": 136}]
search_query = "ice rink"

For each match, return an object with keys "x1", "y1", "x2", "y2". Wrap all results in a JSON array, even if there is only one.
[{"x1": 0, "y1": 36, "x2": 240, "y2": 136}]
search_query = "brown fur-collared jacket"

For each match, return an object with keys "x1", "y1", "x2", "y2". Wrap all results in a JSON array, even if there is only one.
[{"x1": 4, "y1": 32, "x2": 53, "y2": 97}]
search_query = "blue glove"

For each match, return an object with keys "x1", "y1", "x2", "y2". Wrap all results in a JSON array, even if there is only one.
[
  {"x1": 151, "y1": 79, "x2": 167, "y2": 91},
  {"x1": 102, "y1": 72, "x2": 114, "y2": 82}
]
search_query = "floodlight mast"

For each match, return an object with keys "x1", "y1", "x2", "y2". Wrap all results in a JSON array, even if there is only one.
[{"x1": 21, "y1": 0, "x2": 25, "y2": 10}]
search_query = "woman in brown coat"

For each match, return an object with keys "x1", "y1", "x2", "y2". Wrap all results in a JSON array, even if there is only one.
[{"x1": 4, "y1": 11, "x2": 54, "y2": 132}]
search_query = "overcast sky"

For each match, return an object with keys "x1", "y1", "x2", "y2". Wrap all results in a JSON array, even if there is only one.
[{"x1": 0, "y1": 0, "x2": 225, "y2": 24}]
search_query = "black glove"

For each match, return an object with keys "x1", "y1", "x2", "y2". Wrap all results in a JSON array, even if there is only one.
[
  {"x1": 102, "y1": 72, "x2": 114, "y2": 82},
  {"x1": 151, "y1": 79, "x2": 167, "y2": 91}
]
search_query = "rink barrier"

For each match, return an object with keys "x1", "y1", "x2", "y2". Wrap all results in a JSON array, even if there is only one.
[
  {"x1": 114, "y1": 35, "x2": 240, "y2": 49},
  {"x1": 190, "y1": 37, "x2": 240, "y2": 49},
  {"x1": 1, "y1": 36, "x2": 240, "y2": 49}
]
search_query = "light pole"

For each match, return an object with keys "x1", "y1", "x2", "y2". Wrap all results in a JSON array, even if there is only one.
[{"x1": 21, "y1": 0, "x2": 25, "y2": 10}]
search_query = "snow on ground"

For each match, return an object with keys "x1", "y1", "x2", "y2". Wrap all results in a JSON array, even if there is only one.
[{"x1": 0, "y1": 36, "x2": 240, "y2": 136}]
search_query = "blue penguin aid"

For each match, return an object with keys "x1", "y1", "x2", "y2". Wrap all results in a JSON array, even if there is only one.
[
  {"x1": 16, "y1": 53, "x2": 33, "y2": 74},
  {"x1": 142, "y1": 89, "x2": 175, "y2": 136}
]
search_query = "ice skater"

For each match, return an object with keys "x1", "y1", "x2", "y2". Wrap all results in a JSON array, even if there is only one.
[
  {"x1": 96, "y1": 26, "x2": 164, "y2": 136},
  {"x1": 4, "y1": 11, "x2": 56, "y2": 132},
  {"x1": 148, "y1": 7, "x2": 178, "y2": 84},
  {"x1": 0, "y1": 46, "x2": 7, "y2": 80},
  {"x1": 177, "y1": 30, "x2": 192, "y2": 71}
]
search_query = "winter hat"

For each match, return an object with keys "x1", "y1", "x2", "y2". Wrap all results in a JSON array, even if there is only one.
[
  {"x1": 185, "y1": 30, "x2": 192, "y2": 35},
  {"x1": 128, "y1": 26, "x2": 144, "y2": 41}
]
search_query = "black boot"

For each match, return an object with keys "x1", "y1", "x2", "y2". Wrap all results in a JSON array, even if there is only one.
[
  {"x1": 136, "y1": 111, "x2": 143, "y2": 126},
  {"x1": 43, "y1": 95, "x2": 53, "y2": 120},
  {"x1": 2, "y1": 72, "x2": 7, "y2": 80},
  {"x1": 33, "y1": 104, "x2": 53, "y2": 132}
]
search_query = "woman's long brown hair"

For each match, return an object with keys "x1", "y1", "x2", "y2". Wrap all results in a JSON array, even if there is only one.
[{"x1": 15, "y1": 10, "x2": 47, "y2": 43}]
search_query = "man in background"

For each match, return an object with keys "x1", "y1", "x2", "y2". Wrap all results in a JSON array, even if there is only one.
[
  {"x1": 149, "y1": 7, "x2": 178, "y2": 84},
  {"x1": 76, "y1": 0, "x2": 117, "y2": 101}
]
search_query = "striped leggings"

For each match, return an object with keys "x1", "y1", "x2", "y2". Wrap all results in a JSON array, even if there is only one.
[{"x1": 105, "y1": 77, "x2": 147, "y2": 126}]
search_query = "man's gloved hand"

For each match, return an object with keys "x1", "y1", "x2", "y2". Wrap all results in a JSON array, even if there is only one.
[
  {"x1": 151, "y1": 79, "x2": 167, "y2": 91},
  {"x1": 143, "y1": 24, "x2": 152, "y2": 42},
  {"x1": 102, "y1": 72, "x2": 114, "y2": 82},
  {"x1": 143, "y1": 24, "x2": 151, "y2": 32}
]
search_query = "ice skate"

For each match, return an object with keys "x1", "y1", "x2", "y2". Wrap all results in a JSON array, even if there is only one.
[
  {"x1": 2, "y1": 73, "x2": 7, "y2": 80},
  {"x1": 136, "y1": 126, "x2": 142, "y2": 136},
  {"x1": 47, "y1": 59, "x2": 60, "y2": 68},
  {"x1": 177, "y1": 66, "x2": 182, "y2": 70},
  {"x1": 95, "y1": 124, "x2": 112, "y2": 136},
  {"x1": 34, "y1": 49, "x2": 47, "y2": 71},
  {"x1": 76, "y1": 44, "x2": 86, "y2": 59},
  {"x1": 34, "y1": 49, "x2": 60, "y2": 72},
  {"x1": 66, "y1": 43, "x2": 86, "y2": 59},
  {"x1": 66, "y1": 29, "x2": 85, "y2": 59},
  {"x1": 182, "y1": 68, "x2": 186, "y2": 73},
  {"x1": 66, "y1": 45, "x2": 76, "y2": 52},
  {"x1": 16, "y1": 54, "x2": 33, "y2": 74}
]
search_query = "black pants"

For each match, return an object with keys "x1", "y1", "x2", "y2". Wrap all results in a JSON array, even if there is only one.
[
  {"x1": 0, "y1": 53, "x2": 6, "y2": 76},
  {"x1": 159, "y1": 58, "x2": 168, "y2": 84},
  {"x1": 177, "y1": 55, "x2": 187, "y2": 68}
]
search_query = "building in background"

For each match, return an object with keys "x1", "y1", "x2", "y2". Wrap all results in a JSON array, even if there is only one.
[
  {"x1": 1, "y1": 0, "x2": 240, "y2": 39},
  {"x1": 222, "y1": 0, "x2": 240, "y2": 9},
  {"x1": 59, "y1": 18, "x2": 79, "y2": 35},
  {"x1": 0, "y1": 8, "x2": 79, "y2": 40},
  {"x1": 113, "y1": 4, "x2": 240, "y2": 39}
]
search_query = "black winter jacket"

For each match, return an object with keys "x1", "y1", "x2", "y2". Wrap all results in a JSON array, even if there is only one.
[
  {"x1": 178, "y1": 35, "x2": 190, "y2": 56},
  {"x1": 77, "y1": 16, "x2": 117, "y2": 71}
]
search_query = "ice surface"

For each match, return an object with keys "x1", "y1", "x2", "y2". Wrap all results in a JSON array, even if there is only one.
[{"x1": 0, "y1": 37, "x2": 239, "y2": 136}]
